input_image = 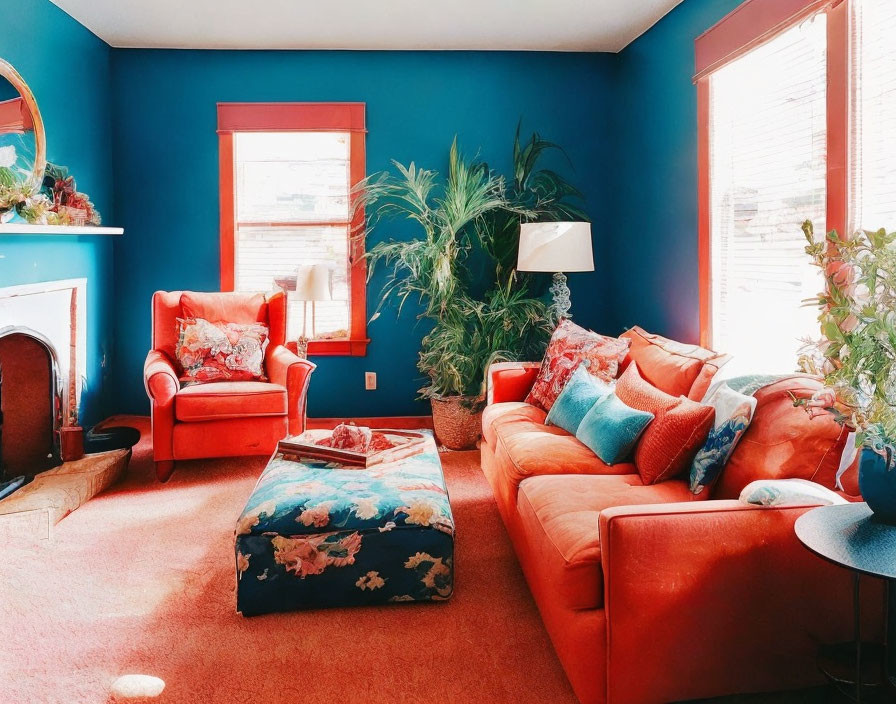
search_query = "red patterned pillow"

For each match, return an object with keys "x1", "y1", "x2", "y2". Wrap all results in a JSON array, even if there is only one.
[
  {"x1": 526, "y1": 320, "x2": 631, "y2": 411},
  {"x1": 175, "y1": 317, "x2": 269, "y2": 383},
  {"x1": 615, "y1": 362, "x2": 716, "y2": 485}
]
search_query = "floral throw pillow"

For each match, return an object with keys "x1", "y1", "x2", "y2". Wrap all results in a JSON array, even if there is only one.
[
  {"x1": 689, "y1": 383, "x2": 757, "y2": 495},
  {"x1": 175, "y1": 317, "x2": 269, "y2": 383},
  {"x1": 526, "y1": 320, "x2": 631, "y2": 411}
]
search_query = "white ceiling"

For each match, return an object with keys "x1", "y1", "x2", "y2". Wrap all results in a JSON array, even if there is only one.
[{"x1": 49, "y1": 0, "x2": 683, "y2": 53}]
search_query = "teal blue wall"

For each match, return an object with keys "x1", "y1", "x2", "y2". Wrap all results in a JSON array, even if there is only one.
[
  {"x1": 109, "y1": 50, "x2": 616, "y2": 417},
  {"x1": 8, "y1": 0, "x2": 752, "y2": 421},
  {"x1": 609, "y1": 0, "x2": 745, "y2": 342},
  {"x1": 0, "y1": 0, "x2": 115, "y2": 426}
]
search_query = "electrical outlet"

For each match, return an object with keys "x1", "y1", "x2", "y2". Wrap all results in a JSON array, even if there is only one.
[{"x1": 365, "y1": 372, "x2": 377, "y2": 390}]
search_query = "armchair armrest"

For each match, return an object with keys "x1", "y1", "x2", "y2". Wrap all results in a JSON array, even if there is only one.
[
  {"x1": 266, "y1": 345, "x2": 316, "y2": 435},
  {"x1": 487, "y1": 361, "x2": 540, "y2": 405},
  {"x1": 598, "y1": 500, "x2": 882, "y2": 703},
  {"x1": 144, "y1": 350, "x2": 179, "y2": 405}
]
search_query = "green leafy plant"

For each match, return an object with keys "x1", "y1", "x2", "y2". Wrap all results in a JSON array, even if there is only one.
[
  {"x1": 417, "y1": 279, "x2": 556, "y2": 400},
  {"x1": 476, "y1": 124, "x2": 589, "y2": 291},
  {"x1": 356, "y1": 128, "x2": 586, "y2": 404},
  {"x1": 358, "y1": 139, "x2": 511, "y2": 324},
  {"x1": 797, "y1": 220, "x2": 896, "y2": 451}
]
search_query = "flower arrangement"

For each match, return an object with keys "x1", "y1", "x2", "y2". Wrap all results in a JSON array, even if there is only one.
[
  {"x1": 797, "y1": 220, "x2": 896, "y2": 454},
  {"x1": 0, "y1": 144, "x2": 39, "y2": 219},
  {"x1": 40, "y1": 163, "x2": 101, "y2": 226},
  {"x1": 0, "y1": 159, "x2": 101, "y2": 226}
]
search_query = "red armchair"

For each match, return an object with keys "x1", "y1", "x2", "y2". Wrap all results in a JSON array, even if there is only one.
[{"x1": 143, "y1": 290, "x2": 315, "y2": 482}]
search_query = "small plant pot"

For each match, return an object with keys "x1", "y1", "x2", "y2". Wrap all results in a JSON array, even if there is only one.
[
  {"x1": 859, "y1": 445, "x2": 896, "y2": 524},
  {"x1": 430, "y1": 395, "x2": 484, "y2": 451}
]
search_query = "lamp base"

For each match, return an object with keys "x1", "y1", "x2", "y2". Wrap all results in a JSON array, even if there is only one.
[{"x1": 550, "y1": 272, "x2": 572, "y2": 321}]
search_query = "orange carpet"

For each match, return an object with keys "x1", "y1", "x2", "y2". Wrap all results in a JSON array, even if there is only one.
[{"x1": 1, "y1": 417, "x2": 578, "y2": 704}]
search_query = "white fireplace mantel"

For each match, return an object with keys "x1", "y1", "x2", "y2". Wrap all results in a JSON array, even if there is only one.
[{"x1": 0, "y1": 224, "x2": 123, "y2": 235}]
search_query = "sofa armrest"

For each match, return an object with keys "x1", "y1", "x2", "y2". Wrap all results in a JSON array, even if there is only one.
[
  {"x1": 144, "y1": 350, "x2": 179, "y2": 404},
  {"x1": 487, "y1": 362, "x2": 541, "y2": 405},
  {"x1": 598, "y1": 500, "x2": 880, "y2": 703},
  {"x1": 266, "y1": 345, "x2": 316, "y2": 435}
]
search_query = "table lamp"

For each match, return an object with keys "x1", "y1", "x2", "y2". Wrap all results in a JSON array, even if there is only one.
[
  {"x1": 293, "y1": 263, "x2": 332, "y2": 358},
  {"x1": 517, "y1": 221, "x2": 594, "y2": 320}
]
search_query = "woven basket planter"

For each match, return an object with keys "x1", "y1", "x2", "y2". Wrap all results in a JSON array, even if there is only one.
[{"x1": 430, "y1": 395, "x2": 484, "y2": 451}]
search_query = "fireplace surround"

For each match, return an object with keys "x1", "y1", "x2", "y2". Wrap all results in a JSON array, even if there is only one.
[
  {"x1": 0, "y1": 327, "x2": 62, "y2": 479},
  {"x1": 0, "y1": 278, "x2": 86, "y2": 482}
]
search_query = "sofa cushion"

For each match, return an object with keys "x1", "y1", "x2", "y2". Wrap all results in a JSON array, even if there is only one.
[
  {"x1": 545, "y1": 364, "x2": 613, "y2": 435},
  {"x1": 526, "y1": 320, "x2": 631, "y2": 411},
  {"x1": 620, "y1": 325, "x2": 728, "y2": 400},
  {"x1": 739, "y1": 478, "x2": 848, "y2": 507},
  {"x1": 713, "y1": 377, "x2": 853, "y2": 499},
  {"x1": 516, "y1": 474, "x2": 699, "y2": 610},
  {"x1": 615, "y1": 363, "x2": 716, "y2": 485},
  {"x1": 576, "y1": 393, "x2": 654, "y2": 465},
  {"x1": 689, "y1": 384, "x2": 758, "y2": 496},
  {"x1": 491, "y1": 409, "x2": 634, "y2": 487},
  {"x1": 176, "y1": 381, "x2": 287, "y2": 422},
  {"x1": 482, "y1": 402, "x2": 546, "y2": 447},
  {"x1": 176, "y1": 318, "x2": 270, "y2": 383},
  {"x1": 181, "y1": 291, "x2": 269, "y2": 325}
]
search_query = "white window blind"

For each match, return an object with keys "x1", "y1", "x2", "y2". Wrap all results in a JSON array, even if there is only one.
[
  {"x1": 708, "y1": 15, "x2": 827, "y2": 374},
  {"x1": 234, "y1": 131, "x2": 351, "y2": 340},
  {"x1": 851, "y1": 0, "x2": 896, "y2": 232}
]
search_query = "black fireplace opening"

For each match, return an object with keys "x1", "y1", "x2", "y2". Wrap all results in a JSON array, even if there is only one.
[{"x1": 0, "y1": 327, "x2": 63, "y2": 488}]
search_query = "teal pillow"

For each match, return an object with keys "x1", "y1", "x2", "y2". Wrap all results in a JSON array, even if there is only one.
[
  {"x1": 545, "y1": 364, "x2": 613, "y2": 435},
  {"x1": 576, "y1": 393, "x2": 654, "y2": 465}
]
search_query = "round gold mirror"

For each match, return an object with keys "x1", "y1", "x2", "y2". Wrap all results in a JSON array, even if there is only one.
[{"x1": 0, "y1": 58, "x2": 46, "y2": 196}]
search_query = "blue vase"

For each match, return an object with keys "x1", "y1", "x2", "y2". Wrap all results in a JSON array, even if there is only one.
[{"x1": 858, "y1": 445, "x2": 896, "y2": 523}]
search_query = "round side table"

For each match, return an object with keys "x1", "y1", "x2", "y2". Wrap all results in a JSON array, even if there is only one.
[{"x1": 795, "y1": 503, "x2": 896, "y2": 703}]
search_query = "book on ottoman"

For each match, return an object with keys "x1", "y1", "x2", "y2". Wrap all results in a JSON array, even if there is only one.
[{"x1": 234, "y1": 429, "x2": 455, "y2": 615}]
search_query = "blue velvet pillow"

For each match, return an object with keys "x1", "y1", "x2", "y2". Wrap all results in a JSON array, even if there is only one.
[
  {"x1": 544, "y1": 364, "x2": 612, "y2": 435},
  {"x1": 575, "y1": 392, "x2": 654, "y2": 465}
]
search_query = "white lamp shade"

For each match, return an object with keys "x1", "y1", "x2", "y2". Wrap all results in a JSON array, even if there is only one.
[
  {"x1": 517, "y1": 221, "x2": 594, "y2": 273},
  {"x1": 293, "y1": 263, "x2": 332, "y2": 301}
]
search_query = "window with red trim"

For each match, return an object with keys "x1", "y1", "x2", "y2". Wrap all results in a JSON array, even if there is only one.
[
  {"x1": 218, "y1": 103, "x2": 368, "y2": 356},
  {"x1": 851, "y1": 0, "x2": 896, "y2": 231},
  {"x1": 697, "y1": 0, "x2": 895, "y2": 374}
]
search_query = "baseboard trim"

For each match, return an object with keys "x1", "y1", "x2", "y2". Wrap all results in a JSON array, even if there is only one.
[{"x1": 307, "y1": 416, "x2": 434, "y2": 430}]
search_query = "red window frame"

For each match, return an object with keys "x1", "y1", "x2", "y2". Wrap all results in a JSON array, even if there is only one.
[
  {"x1": 695, "y1": 0, "x2": 849, "y2": 349},
  {"x1": 217, "y1": 102, "x2": 369, "y2": 356}
]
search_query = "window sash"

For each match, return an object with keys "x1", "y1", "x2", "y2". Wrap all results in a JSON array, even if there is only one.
[
  {"x1": 705, "y1": 16, "x2": 828, "y2": 374},
  {"x1": 697, "y1": 0, "x2": 851, "y2": 364},
  {"x1": 850, "y1": 0, "x2": 896, "y2": 233},
  {"x1": 217, "y1": 103, "x2": 368, "y2": 357},
  {"x1": 235, "y1": 223, "x2": 352, "y2": 340}
]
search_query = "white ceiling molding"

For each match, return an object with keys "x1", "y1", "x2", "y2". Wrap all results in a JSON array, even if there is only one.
[{"x1": 49, "y1": 0, "x2": 683, "y2": 53}]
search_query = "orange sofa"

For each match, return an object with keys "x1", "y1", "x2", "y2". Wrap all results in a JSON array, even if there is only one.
[
  {"x1": 144, "y1": 290, "x2": 315, "y2": 482},
  {"x1": 482, "y1": 348, "x2": 883, "y2": 703}
]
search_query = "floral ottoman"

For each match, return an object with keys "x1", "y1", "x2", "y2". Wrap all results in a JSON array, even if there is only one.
[{"x1": 234, "y1": 430, "x2": 454, "y2": 616}]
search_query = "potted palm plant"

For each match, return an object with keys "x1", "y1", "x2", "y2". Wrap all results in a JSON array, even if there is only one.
[
  {"x1": 798, "y1": 221, "x2": 896, "y2": 522},
  {"x1": 357, "y1": 131, "x2": 586, "y2": 449},
  {"x1": 476, "y1": 126, "x2": 590, "y2": 296}
]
